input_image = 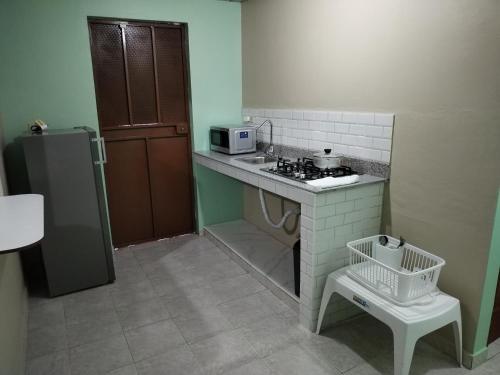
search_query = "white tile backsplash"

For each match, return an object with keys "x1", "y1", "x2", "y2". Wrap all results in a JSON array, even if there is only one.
[{"x1": 243, "y1": 107, "x2": 395, "y2": 164}]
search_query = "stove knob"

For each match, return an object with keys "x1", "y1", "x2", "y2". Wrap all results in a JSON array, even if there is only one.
[{"x1": 300, "y1": 173, "x2": 306, "y2": 180}]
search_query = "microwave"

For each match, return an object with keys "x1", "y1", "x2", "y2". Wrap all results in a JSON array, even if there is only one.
[{"x1": 210, "y1": 126, "x2": 256, "y2": 155}]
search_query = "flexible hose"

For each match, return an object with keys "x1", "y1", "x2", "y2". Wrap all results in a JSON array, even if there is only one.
[{"x1": 259, "y1": 188, "x2": 300, "y2": 229}]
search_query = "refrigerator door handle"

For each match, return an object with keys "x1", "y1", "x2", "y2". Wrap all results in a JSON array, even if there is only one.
[
  {"x1": 92, "y1": 137, "x2": 106, "y2": 165},
  {"x1": 100, "y1": 137, "x2": 108, "y2": 164}
]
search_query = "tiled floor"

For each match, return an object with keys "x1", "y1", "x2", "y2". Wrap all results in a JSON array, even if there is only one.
[
  {"x1": 206, "y1": 219, "x2": 296, "y2": 296},
  {"x1": 26, "y1": 234, "x2": 499, "y2": 375}
]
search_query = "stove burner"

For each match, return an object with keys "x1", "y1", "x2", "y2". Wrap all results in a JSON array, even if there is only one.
[{"x1": 262, "y1": 157, "x2": 359, "y2": 183}]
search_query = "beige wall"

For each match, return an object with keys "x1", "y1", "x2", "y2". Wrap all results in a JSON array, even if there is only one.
[
  {"x1": 0, "y1": 116, "x2": 28, "y2": 375},
  {"x1": 242, "y1": 0, "x2": 500, "y2": 354}
]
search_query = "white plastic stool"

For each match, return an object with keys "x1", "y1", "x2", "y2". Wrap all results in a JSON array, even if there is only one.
[{"x1": 316, "y1": 267, "x2": 462, "y2": 375}]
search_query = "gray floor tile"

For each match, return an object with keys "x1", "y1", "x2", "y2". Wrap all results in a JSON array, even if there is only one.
[
  {"x1": 26, "y1": 350, "x2": 71, "y2": 375},
  {"x1": 312, "y1": 315, "x2": 393, "y2": 370},
  {"x1": 169, "y1": 245, "x2": 228, "y2": 267},
  {"x1": 113, "y1": 251, "x2": 140, "y2": 270},
  {"x1": 66, "y1": 310, "x2": 122, "y2": 348},
  {"x1": 221, "y1": 358, "x2": 274, "y2": 375},
  {"x1": 190, "y1": 328, "x2": 258, "y2": 375},
  {"x1": 69, "y1": 334, "x2": 133, "y2": 375},
  {"x1": 242, "y1": 314, "x2": 307, "y2": 357},
  {"x1": 113, "y1": 266, "x2": 148, "y2": 288},
  {"x1": 264, "y1": 344, "x2": 338, "y2": 375},
  {"x1": 27, "y1": 324, "x2": 67, "y2": 360},
  {"x1": 133, "y1": 243, "x2": 176, "y2": 264},
  {"x1": 111, "y1": 279, "x2": 157, "y2": 309},
  {"x1": 139, "y1": 256, "x2": 187, "y2": 279},
  {"x1": 135, "y1": 345, "x2": 204, "y2": 375},
  {"x1": 28, "y1": 299, "x2": 65, "y2": 331},
  {"x1": 299, "y1": 328, "x2": 371, "y2": 373},
  {"x1": 106, "y1": 364, "x2": 138, "y2": 375},
  {"x1": 211, "y1": 274, "x2": 266, "y2": 304},
  {"x1": 472, "y1": 352, "x2": 500, "y2": 374},
  {"x1": 349, "y1": 314, "x2": 394, "y2": 352},
  {"x1": 299, "y1": 314, "x2": 393, "y2": 374},
  {"x1": 63, "y1": 286, "x2": 114, "y2": 321},
  {"x1": 124, "y1": 319, "x2": 186, "y2": 362},
  {"x1": 160, "y1": 284, "x2": 223, "y2": 319},
  {"x1": 218, "y1": 290, "x2": 293, "y2": 328},
  {"x1": 409, "y1": 341, "x2": 469, "y2": 375},
  {"x1": 173, "y1": 306, "x2": 233, "y2": 343},
  {"x1": 170, "y1": 235, "x2": 218, "y2": 254},
  {"x1": 149, "y1": 275, "x2": 202, "y2": 299},
  {"x1": 487, "y1": 338, "x2": 500, "y2": 360},
  {"x1": 128, "y1": 239, "x2": 168, "y2": 252},
  {"x1": 116, "y1": 298, "x2": 170, "y2": 331},
  {"x1": 344, "y1": 339, "x2": 467, "y2": 375},
  {"x1": 339, "y1": 358, "x2": 389, "y2": 375},
  {"x1": 186, "y1": 258, "x2": 247, "y2": 283},
  {"x1": 27, "y1": 238, "x2": 482, "y2": 375}
]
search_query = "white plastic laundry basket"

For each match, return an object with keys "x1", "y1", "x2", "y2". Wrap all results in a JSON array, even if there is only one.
[{"x1": 346, "y1": 235, "x2": 445, "y2": 306}]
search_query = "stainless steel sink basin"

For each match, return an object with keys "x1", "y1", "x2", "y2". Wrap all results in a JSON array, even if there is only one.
[{"x1": 236, "y1": 155, "x2": 277, "y2": 164}]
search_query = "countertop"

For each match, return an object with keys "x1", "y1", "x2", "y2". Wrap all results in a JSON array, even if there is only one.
[
  {"x1": 193, "y1": 150, "x2": 386, "y2": 195},
  {"x1": 0, "y1": 194, "x2": 44, "y2": 252}
]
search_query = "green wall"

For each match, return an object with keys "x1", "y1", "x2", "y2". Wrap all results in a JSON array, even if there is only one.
[
  {"x1": 195, "y1": 164, "x2": 243, "y2": 231},
  {"x1": 0, "y1": 1, "x2": 243, "y2": 373},
  {"x1": 0, "y1": 0, "x2": 244, "y2": 233},
  {"x1": 0, "y1": 0, "x2": 242, "y2": 146},
  {"x1": 473, "y1": 190, "x2": 500, "y2": 357}
]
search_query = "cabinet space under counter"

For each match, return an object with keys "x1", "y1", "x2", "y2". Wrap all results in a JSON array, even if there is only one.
[{"x1": 193, "y1": 150, "x2": 386, "y2": 332}]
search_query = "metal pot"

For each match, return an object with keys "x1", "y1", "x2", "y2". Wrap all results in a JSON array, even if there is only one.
[{"x1": 313, "y1": 149, "x2": 341, "y2": 169}]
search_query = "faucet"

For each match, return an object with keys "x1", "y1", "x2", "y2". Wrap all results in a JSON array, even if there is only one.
[{"x1": 254, "y1": 119, "x2": 274, "y2": 156}]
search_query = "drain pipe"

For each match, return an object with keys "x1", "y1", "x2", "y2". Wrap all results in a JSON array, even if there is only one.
[{"x1": 259, "y1": 188, "x2": 300, "y2": 229}]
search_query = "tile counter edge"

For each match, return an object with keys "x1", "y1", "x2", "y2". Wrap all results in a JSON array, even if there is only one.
[{"x1": 193, "y1": 151, "x2": 386, "y2": 204}]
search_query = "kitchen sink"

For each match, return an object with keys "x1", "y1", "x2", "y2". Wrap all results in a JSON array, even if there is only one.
[{"x1": 236, "y1": 155, "x2": 277, "y2": 164}]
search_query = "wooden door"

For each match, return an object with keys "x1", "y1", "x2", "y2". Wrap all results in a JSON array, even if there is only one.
[
  {"x1": 489, "y1": 275, "x2": 500, "y2": 344},
  {"x1": 88, "y1": 19, "x2": 194, "y2": 247}
]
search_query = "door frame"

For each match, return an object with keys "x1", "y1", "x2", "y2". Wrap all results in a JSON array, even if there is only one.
[{"x1": 87, "y1": 17, "x2": 197, "y2": 245}]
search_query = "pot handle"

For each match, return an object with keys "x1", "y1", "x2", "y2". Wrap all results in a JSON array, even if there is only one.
[{"x1": 324, "y1": 148, "x2": 332, "y2": 154}]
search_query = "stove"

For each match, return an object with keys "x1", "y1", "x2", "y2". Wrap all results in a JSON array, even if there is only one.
[{"x1": 261, "y1": 157, "x2": 359, "y2": 183}]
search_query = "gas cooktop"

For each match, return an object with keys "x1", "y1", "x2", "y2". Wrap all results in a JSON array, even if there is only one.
[{"x1": 261, "y1": 157, "x2": 359, "y2": 183}]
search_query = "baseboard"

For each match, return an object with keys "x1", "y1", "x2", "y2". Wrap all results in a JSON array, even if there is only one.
[{"x1": 463, "y1": 347, "x2": 489, "y2": 369}]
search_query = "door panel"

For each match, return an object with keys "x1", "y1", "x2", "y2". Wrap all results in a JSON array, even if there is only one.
[
  {"x1": 125, "y1": 25, "x2": 158, "y2": 125},
  {"x1": 155, "y1": 27, "x2": 187, "y2": 123},
  {"x1": 149, "y1": 136, "x2": 194, "y2": 238},
  {"x1": 90, "y1": 23, "x2": 129, "y2": 128},
  {"x1": 89, "y1": 19, "x2": 194, "y2": 247},
  {"x1": 104, "y1": 139, "x2": 155, "y2": 245}
]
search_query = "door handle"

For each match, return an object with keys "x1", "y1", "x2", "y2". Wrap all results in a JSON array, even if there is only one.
[{"x1": 176, "y1": 124, "x2": 188, "y2": 134}]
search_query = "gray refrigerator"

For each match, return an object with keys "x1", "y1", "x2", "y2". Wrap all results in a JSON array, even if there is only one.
[{"x1": 23, "y1": 127, "x2": 115, "y2": 296}]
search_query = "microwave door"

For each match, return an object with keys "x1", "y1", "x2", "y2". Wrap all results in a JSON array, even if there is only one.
[{"x1": 210, "y1": 129, "x2": 230, "y2": 153}]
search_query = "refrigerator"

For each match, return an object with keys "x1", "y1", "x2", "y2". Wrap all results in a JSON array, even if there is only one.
[{"x1": 22, "y1": 127, "x2": 115, "y2": 296}]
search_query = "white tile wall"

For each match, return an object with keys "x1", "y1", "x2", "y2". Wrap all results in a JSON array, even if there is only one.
[
  {"x1": 298, "y1": 183, "x2": 384, "y2": 331},
  {"x1": 243, "y1": 108, "x2": 395, "y2": 164}
]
